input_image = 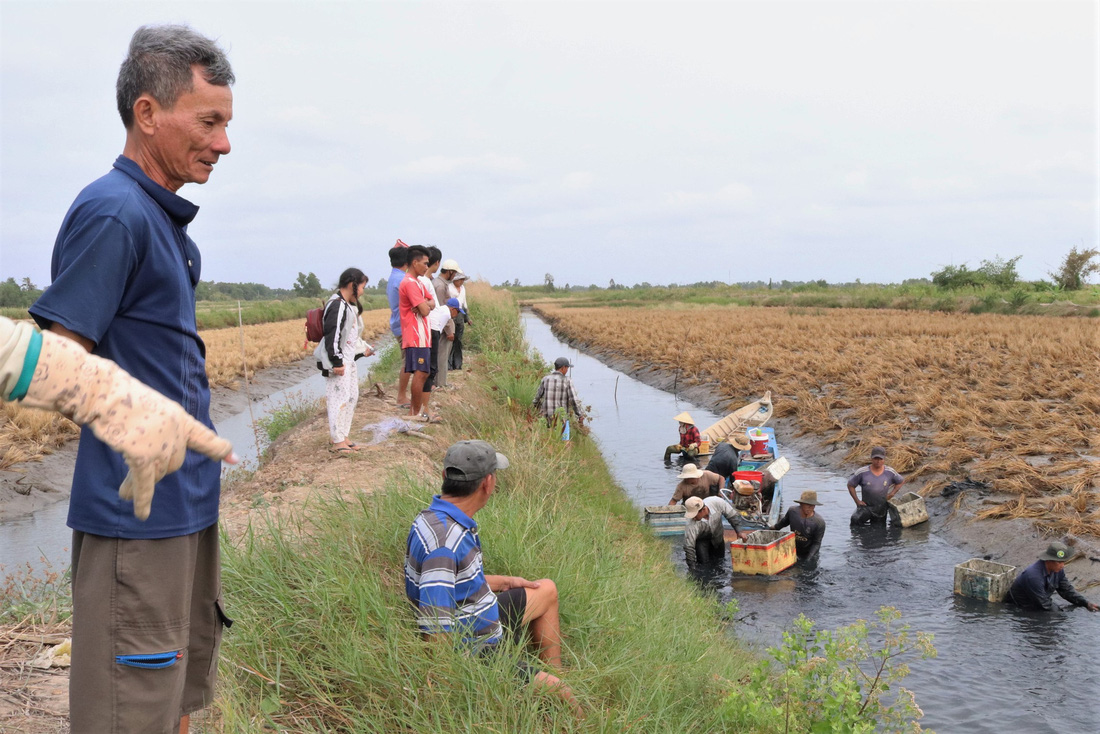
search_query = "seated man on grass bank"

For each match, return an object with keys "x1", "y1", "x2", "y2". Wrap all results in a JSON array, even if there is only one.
[{"x1": 405, "y1": 440, "x2": 580, "y2": 712}]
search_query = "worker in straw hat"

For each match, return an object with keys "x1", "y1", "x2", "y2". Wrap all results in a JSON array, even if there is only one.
[
  {"x1": 1007, "y1": 541, "x2": 1099, "y2": 612},
  {"x1": 704, "y1": 433, "x2": 751, "y2": 483},
  {"x1": 664, "y1": 411, "x2": 700, "y2": 462},
  {"x1": 773, "y1": 491, "x2": 826, "y2": 565},
  {"x1": 667, "y1": 463, "x2": 724, "y2": 505},
  {"x1": 682, "y1": 495, "x2": 751, "y2": 569}
]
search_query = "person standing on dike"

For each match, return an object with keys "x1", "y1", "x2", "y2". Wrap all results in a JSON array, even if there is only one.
[
  {"x1": 27, "y1": 24, "x2": 236, "y2": 733},
  {"x1": 448, "y1": 271, "x2": 471, "y2": 371},
  {"x1": 386, "y1": 241, "x2": 411, "y2": 408},
  {"x1": 399, "y1": 246, "x2": 434, "y2": 420},
  {"x1": 315, "y1": 268, "x2": 371, "y2": 453}
]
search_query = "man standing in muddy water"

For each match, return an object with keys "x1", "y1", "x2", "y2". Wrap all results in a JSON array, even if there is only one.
[
  {"x1": 847, "y1": 446, "x2": 905, "y2": 525},
  {"x1": 29, "y1": 25, "x2": 235, "y2": 734}
]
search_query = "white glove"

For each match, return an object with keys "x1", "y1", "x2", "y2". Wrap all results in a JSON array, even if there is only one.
[{"x1": 19, "y1": 331, "x2": 235, "y2": 520}]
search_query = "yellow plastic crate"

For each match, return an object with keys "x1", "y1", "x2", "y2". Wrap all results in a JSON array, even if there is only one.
[{"x1": 730, "y1": 530, "x2": 796, "y2": 575}]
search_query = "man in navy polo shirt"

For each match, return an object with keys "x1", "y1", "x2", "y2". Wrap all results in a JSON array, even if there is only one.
[{"x1": 29, "y1": 24, "x2": 235, "y2": 734}]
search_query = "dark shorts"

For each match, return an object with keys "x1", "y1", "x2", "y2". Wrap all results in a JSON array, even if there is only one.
[
  {"x1": 424, "y1": 330, "x2": 441, "y2": 392},
  {"x1": 404, "y1": 346, "x2": 431, "y2": 374},
  {"x1": 481, "y1": 588, "x2": 533, "y2": 681},
  {"x1": 70, "y1": 524, "x2": 231, "y2": 733}
]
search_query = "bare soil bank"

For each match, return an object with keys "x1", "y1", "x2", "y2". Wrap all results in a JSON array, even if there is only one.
[{"x1": 544, "y1": 321, "x2": 1100, "y2": 592}]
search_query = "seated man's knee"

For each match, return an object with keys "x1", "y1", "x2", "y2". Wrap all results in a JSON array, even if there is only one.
[{"x1": 538, "y1": 578, "x2": 558, "y2": 604}]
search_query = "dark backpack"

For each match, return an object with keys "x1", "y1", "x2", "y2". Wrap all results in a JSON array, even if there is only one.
[{"x1": 304, "y1": 301, "x2": 327, "y2": 343}]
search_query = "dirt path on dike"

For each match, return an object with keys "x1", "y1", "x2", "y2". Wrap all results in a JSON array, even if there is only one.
[
  {"x1": 543, "y1": 324, "x2": 1100, "y2": 594},
  {"x1": 2, "y1": 353, "x2": 473, "y2": 733}
]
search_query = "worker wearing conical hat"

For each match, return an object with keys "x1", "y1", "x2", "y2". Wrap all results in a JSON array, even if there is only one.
[{"x1": 664, "y1": 412, "x2": 700, "y2": 462}]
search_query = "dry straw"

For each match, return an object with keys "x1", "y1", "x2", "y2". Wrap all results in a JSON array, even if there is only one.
[{"x1": 536, "y1": 303, "x2": 1100, "y2": 538}]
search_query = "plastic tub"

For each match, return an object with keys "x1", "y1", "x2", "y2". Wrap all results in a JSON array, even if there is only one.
[{"x1": 733, "y1": 470, "x2": 764, "y2": 485}]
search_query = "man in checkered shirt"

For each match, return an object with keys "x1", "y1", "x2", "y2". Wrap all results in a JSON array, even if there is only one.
[{"x1": 532, "y1": 357, "x2": 586, "y2": 429}]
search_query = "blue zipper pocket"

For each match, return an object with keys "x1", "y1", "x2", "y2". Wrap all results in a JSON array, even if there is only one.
[{"x1": 115, "y1": 650, "x2": 183, "y2": 669}]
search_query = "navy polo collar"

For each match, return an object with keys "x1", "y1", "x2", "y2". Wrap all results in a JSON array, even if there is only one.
[{"x1": 113, "y1": 155, "x2": 200, "y2": 226}]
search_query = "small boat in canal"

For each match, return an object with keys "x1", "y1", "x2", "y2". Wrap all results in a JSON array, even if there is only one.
[{"x1": 645, "y1": 425, "x2": 786, "y2": 537}]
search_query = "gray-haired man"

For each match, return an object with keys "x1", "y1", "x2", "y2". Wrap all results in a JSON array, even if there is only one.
[{"x1": 29, "y1": 25, "x2": 235, "y2": 733}]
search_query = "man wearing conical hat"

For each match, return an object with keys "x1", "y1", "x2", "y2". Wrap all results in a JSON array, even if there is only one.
[
  {"x1": 663, "y1": 411, "x2": 700, "y2": 462},
  {"x1": 1007, "y1": 541, "x2": 1099, "y2": 612},
  {"x1": 773, "y1": 491, "x2": 826, "y2": 565}
]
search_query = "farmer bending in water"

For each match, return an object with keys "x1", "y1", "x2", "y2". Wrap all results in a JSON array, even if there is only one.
[
  {"x1": 682, "y1": 496, "x2": 751, "y2": 569},
  {"x1": 1007, "y1": 541, "x2": 1099, "y2": 612}
]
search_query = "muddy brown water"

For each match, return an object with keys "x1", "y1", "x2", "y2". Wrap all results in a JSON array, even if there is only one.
[{"x1": 522, "y1": 312, "x2": 1098, "y2": 734}]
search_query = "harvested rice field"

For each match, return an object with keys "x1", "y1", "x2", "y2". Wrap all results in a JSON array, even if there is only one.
[
  {"x1": 0, "y1": 310, "x2": 391, "y2": 469},
  {"x1": 534, "y1": 303, "x2": 1100, "y2": 538}
]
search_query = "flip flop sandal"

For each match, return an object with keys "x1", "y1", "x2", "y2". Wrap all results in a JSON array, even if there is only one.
[
  {"x1": 347, "y1": 442, "x2": 360, "y2": 449},
  {"x1": 420, "y1": 414, "x2": 444, "y2": 424},
  {"x1": 397, "y1": 403, "x2": 412, "y2": 410},
  {"x1": 329, "y1": 445, "x2": 360, "y2": 454}
]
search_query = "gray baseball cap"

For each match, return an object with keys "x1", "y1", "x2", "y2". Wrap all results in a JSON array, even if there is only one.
[
  {"x1": 870, "y1": 446, "x2": 887, "y2": 459},
  {"x1": 554, "y1": 357, "x2": 572, "y2": 369},
  {"x1": 443, "y1": 440, "x2": 510, "y2": 481}
]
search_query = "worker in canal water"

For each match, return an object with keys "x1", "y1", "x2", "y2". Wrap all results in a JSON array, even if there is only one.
[
  {"x1": 704, "y1": 433, "x2": 751, "y2": 482},
  {"x1": 532, "y1": 357, "x2": 586, "y2": 433},
  {"x1": 663, "y1": 412, "x2": 700, "y2": 462},
  {"x1": 1007, "y1": 541, "x2": 1099, "y2": 612},
  {"x1": 668, "y1": 463, "x2": 724, "y2": 504},
  {"x1": 847, "y1": 446, "x2": 905, "y2": 525},
  {"x1": 773, "y1": 490, "x2": 826, "y2": 565},
  {"x1": 682, "y1": 495, "x2": 751, "y2": 568}
]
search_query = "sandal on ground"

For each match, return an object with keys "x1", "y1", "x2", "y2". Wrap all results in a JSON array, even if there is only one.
[
  {"x1": 397, "y1": 402, "x2": 412, "y2": 410},
  {"x1": 329, "y1": 444, "x2": 360, "y2": 454},
  {"x1": 419, "y1": 413, "x2": 444, "y2": 424}
]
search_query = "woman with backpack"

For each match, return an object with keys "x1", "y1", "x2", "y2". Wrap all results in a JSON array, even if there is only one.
[{"x1": 314, "y1": 268, "x2": 372, "y2": 453}]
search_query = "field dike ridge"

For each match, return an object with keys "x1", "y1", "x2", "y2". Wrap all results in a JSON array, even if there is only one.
[{"x1": 528, "y1": 305, "x2": 1100, "y2": 594}]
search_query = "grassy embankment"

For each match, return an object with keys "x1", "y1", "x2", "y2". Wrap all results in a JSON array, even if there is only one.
[
  {"x1": 214, "y1": 286, "x2": 766, "y2": 732},
  {"x1": 510, "y1": 282, "x2": 1100, "y2": 317}
]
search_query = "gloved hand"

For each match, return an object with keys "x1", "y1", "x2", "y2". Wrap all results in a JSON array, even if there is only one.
[{"x1": 19, "y1": 331, "x2": 235, "y2": 520}]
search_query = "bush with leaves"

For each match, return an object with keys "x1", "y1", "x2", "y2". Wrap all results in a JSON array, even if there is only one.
[
  {"x1": 1050, "y1": 247, "x2": 1100, "y2": 291},
  {"x1": 724, "y1": 607, "x2": 937, "y2": 733}
]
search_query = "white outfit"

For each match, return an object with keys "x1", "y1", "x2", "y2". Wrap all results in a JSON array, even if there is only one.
[{"x1": 321, "y1": 300, "x2": 360, "y2": 444}]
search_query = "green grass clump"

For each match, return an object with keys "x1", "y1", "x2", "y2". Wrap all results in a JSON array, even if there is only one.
[{"x1": 257, "y1": 392, "x2": 319, "y2": 444}]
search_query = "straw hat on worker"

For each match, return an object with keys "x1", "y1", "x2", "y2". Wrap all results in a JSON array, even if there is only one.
[
  {"x1": 677, "y1": 463, "x2": 704, "y2": 480},
  {"x1": 673, "y1": 412, "x2": 695, "y2": 425},
  {"x1": 728, "y1": 434, "x2": 750, "y2": 451}
]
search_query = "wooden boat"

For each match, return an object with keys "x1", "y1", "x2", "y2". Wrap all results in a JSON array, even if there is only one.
[
  {"x1": 644, "y1": 425, "x2": 785, "y2": 537},
  {"x1": 699, "y1": 391, "x2": 772, "y2": 448}
]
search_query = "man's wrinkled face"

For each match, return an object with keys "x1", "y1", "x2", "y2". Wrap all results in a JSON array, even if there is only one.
[{"x1": 150, "y1": 66, "x2": 232, "y2": 190}]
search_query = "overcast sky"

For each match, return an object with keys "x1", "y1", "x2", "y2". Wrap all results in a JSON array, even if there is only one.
[{"x1": 1, "y1": 1, "x2": 1097, "y2": 290}]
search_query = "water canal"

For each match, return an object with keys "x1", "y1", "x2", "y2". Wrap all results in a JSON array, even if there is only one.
[{"x1": 521, "y1": 311, "x2": 1098, "y2": 733}]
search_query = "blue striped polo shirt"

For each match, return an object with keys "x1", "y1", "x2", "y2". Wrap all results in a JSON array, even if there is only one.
[{"x1": 405, "y1": 495, "x2": 502, "y2": 647}]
